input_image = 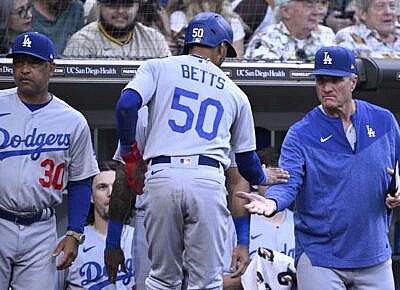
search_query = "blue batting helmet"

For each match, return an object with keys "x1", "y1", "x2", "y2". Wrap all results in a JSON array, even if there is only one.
[{"x1": 183, "y1": 12, "x2": 237, "y2": 57}]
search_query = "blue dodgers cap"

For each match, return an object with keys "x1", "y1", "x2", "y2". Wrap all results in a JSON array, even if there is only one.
[
  {"x1": 7, "y1": 32, "x2": 55, "y2": 63},
  {"x1": 311, "y1": 46, "x2": 357, "y2": 77}
]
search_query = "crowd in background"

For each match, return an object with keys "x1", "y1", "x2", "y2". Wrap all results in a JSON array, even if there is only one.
[{"x1": 1, "y1": 0, "x2": 400, "y2": 61}]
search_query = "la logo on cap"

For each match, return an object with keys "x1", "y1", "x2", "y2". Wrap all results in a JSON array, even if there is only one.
[
  {"x1": 22, "y1": 34, "x2": 32, "y2": 48},
  {"x1": 323, "y1": 52, "x2": 332, "y2": 65}
]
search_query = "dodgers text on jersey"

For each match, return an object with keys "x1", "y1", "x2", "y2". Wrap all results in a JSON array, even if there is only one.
[
  {"x1": 0, "y1": 127, "x2": 70, "y2": 161},
  {"x1": 79, "y1": 258, "x2": 134, "y2": 290}
]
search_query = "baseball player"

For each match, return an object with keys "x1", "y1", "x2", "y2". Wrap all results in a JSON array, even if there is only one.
[
  {"x1": 105, "y1": 12, "x2": 289, "y2": 290},
  {"x1": 0, "y1": 32, "x2": 99, "y2": 289},
  {"x1": 110, "y1": 110, "x2": 267, "y2": 290},
  {"x1": 110, "y1": 107, "x2": 149, "y2": 290},
  {"x1": 237, "y1": 46, "x2": 400, "y2": 290},
  {"x1": 57, "y1": 161, "x2": 135, "y2": 289},
  {"x1": 249, "y1": 209, "x2": 295, "y2": 260}
]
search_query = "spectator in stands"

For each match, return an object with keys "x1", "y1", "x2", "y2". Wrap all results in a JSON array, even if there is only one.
[
  {"x1": 63, "y1": 0, "x2": 171, "y2": 59},
  {"x1": 335, "y1": 0, "x2": 400, "y2": 58},
  {"x1": 324, "y1": 0, "x2": 355, "y2": 33},
  {"x1": 316, "y1": 0, "x2": 329, "y2": 24},
  {"x1": 32, "y1": 0, "x2": 84, "y2": 55},
  {"x1": 233, "y1": 0, "x2": 275, "y2": 44},
  {"x1": 82, "y1": 0, "x2": 97, "y2": 23},
  {"x1": 0, "y1": 0, "x2": 32, "y2": 55},
  {"x1": 56, "y1": 160, "x2": 135, "y2": 289},
  {"x1": 137, "y1": 0, "x2": 171, "y2": 37},
  {"x1": 244, "y1": 0, "x2": 335, "y2": 61},
  {"x1": 166, "y1": 0, "x2": 246, "y2": 57}
]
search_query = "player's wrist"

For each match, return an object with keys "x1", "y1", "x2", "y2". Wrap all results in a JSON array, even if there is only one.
[
  {"x1": 233, "y1": 215, "x2": 250, "y2": 247},
  {"x1": 66, "y1": 230, "x2": 85, "y2": 245},
  {"x1": 120, "y1": 144, "x2": 133, "y2": 155},
  {"x1": 260, "y1": 174, "x2": 268, "y2": 186},
  {"x1": 121, "y1": 143, "x2": 142, "y2": 164},
  {"x1": 106, "y1": 219, "x2": 123, "y2": 249}
]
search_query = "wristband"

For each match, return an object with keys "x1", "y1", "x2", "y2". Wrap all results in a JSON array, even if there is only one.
[
  {"x1": 233, "y1": 215, "x2": 250, "y2": 247},
  {"x1": 106, "y1": 219, "x2": 123, "y2": 249},
  {"x1": 67, "y1": 178, "x2": 92, "y2": 234}
]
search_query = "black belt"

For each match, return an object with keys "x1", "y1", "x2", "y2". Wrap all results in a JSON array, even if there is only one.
[
  {"x1": 151, "y1": 155, "x2": 220, "y2": 168},
  {"x1": 0, "y1": 207, "x2": 54, "y2": 226}
]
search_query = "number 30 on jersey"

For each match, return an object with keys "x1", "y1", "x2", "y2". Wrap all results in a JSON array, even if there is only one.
[{"x1": 168, "y1": 87, "x2": 224, "y2": 141}]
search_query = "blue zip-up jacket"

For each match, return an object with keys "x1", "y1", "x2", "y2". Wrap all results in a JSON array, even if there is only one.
[{"x1": 267, "y1": 100, "x2": 400, "y2": 268}]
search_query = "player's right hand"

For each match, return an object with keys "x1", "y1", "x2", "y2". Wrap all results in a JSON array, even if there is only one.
[
  {"x1": 53, "y1": 236, "x2": 78, "y2": 270},
  {"x1": 230, "y1": 245, "x2": 250, "y2": 278},
  {"x1": 235, "y1": 191, "x2": 277, "y2": 217},
  {"x1": 104, "y1": 248, "x2": 127, "y2": 284},
  {"x1": 262, "y1": 164, "x2": 290, "y2": 185}
]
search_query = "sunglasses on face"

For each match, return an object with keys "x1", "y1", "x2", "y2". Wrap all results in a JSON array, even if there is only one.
[{"x1": 11, "y1": 2, "x2": 32, "y2": 19}]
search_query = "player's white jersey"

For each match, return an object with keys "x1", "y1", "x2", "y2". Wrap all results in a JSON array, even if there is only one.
[
  {"x1": 241, "y1": 248, "x2": 296, "y2": 290},
  {"x1": 56, "y1": 225, "x2": 135, "y2": 289},
  {"x1": 124, "y1": 55, "x2": 256, "y2": 168},
  {"x1": 0, "y1": 88, "x2": 99, "y2": 213},
  {"x1": 249, "y1": 209, "x2": 295, "y2": 260}
]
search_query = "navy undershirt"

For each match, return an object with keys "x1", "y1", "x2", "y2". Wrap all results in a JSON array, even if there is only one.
[{"x1": 22, "y1": 96, "x2": 53, "y2": 111}]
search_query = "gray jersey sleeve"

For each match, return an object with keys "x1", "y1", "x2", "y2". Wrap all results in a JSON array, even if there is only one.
[
  {"x1": 124, "y1": 61, "x2": 158, "y2": 107},
  {"x1": 68, "y1": 118, "x2": 99, "y2": 181},
  {"x1": 228, "y1": 149, "x2": 237, "y2": 168},
  {"x1": 230, "y1": 97, "x2": 256, "y2": 153}
]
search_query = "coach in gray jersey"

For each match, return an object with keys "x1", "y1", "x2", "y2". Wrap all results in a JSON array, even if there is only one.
[{"x1": 0, "y1": 32, "x2": 99, "y2": 289}]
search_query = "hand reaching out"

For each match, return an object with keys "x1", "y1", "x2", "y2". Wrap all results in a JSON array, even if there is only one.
[{"x1": 236, "y1": 191, "x2": 277, "y2": 217}]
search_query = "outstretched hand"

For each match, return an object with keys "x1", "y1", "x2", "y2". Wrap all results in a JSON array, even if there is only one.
[
  {"x1": 262, "y1": 165, "x2": 290, "y2": 185},
  {"x1": 104, "y1": 248, "x2": 127, "y2": 284},
  {"x1": 236, "y1": 191, "x2": 277, "y2": 217}
]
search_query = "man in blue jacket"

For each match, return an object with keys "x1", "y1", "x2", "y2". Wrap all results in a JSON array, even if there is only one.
[{"x1": 238, "y1": 46, "x2": 400, "y2": 290}]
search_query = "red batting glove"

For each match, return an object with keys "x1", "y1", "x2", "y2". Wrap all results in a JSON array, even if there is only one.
[{"x1": 121, "y1": 143, "x2": 147, "y2": 194}]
